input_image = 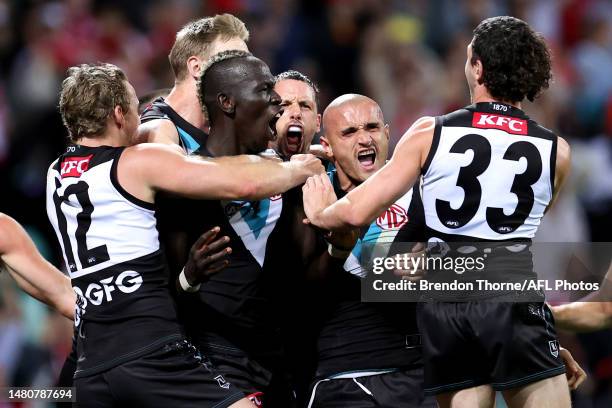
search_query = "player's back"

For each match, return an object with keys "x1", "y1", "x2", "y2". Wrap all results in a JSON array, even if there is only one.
[
  {"x1": 422, "y1": 102, "x2": 556, "y2": 243},
  {"x1": 46, "y1": 144, "x2": 182, "y2": 379},
  {"x1": 416, "y1": 102, "x2": 567, "y2": 397},
  {"x1": 421, "y1": 102, "x2": 557, "y2": 296}
]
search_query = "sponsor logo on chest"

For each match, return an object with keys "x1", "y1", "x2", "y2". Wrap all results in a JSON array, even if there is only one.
[{"x1": 376, "y1": 203, "x2": 409, "y2": 230}]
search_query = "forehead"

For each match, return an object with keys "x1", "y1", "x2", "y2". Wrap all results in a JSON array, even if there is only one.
[
  {"x1": 328, "y1": 101, "x2": 383, "y2": 129},
  {"x1": 275, "y1": 79, "x2": 315, "y2": 101},
  {"x1": 235, "y1": 57, "x2": 273, "y2": 84}
]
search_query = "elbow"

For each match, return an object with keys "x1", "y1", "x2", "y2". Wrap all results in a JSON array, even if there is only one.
[{"x1": 344, "y1": 209, "x2": 371, "y2": 229}]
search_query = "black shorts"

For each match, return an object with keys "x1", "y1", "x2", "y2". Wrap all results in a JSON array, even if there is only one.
[
  {"x1": 417, "y1": 302, "x2": 566, "y2": 395},
  {"x1": 200, "y1": 343, "x2": 296, "y2": 408},
  {"x1": 307, "y1": 366, "x2": 437, "y2": 408},
  {"x1": 74, "y1": 340, "x2": 244, "y2": 408}
]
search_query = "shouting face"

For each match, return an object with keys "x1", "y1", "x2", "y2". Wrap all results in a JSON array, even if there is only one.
[
  {"x1": 273, "y1": 79, "x2": 320, "y2": 158},
  {"x1": 322, "y1": 95, "x2": 389, "y2": 188}
]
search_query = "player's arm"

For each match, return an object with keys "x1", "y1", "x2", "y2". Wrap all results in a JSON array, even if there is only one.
[
  {"x1": 0, "y1": 214, "x2": 75, "y2": 320},
  {"x1": 303, "y1": 117, "x2": 434, "y2": 231},
  {"x1": 546, "y1": 136, "x2": 571, "y2": 213},
  {"x1": 137, "y1": 119, "x2": 181, "y2": 147},
  {"x1": 119, "y1": 143, "x2": 324, "y2": 203},
  {"x1": 552, "y1": 262, "x2": 612, "y2": 332}
]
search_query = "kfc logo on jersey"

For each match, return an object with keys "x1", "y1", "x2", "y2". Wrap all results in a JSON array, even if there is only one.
[
  {"x1": 376, "y1": 204, "x2": 408, "y2": 230},
  {"x1": 472, "y1": 112, "x2": 527, "y2": 135},
  {"x1": 61, "y1": 155, "x2": 93, "y2": 178}
]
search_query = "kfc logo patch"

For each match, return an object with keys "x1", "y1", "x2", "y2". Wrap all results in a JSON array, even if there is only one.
[
  {"x1": 61, "y1": 155, "x2": 93, "y2": 178},
  {"x1": 376, "y1": 204, "x2": 408, "y2": 230},
  {"x1": 472, "y1": 112, "x2": 527, "y2": 135}
]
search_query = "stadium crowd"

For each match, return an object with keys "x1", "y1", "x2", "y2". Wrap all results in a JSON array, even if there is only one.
[{"x1": 0, "y1": 0, "x2": 611, "y2": 407}]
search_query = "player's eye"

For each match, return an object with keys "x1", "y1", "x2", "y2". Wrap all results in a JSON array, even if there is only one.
[{"x1": 341, "y1": 128, "x2": 357, "y2": 136}]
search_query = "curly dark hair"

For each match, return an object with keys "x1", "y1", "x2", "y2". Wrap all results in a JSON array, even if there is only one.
[{"x1": 471, "y1": 16, "x2": 552, "y2": 103}]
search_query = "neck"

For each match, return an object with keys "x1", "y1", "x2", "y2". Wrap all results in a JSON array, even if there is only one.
[
  {"x1": 335, "y1": 165, "x2": 359, "y2": 192},
  {"x1": 472, "y1": 87, "x2": 522, "y2": 109},
  {"x1": 165, "y1": 79, "x2": 207, "y2": 130},
  {"x1": 77, "y1": 130, "x2": 124, "y2": 147},
  {"x1": 207, "y1": 120, "x2": 244, "y2": 156}
]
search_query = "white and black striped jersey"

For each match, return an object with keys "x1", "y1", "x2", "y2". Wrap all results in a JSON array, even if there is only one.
[
  {"x1": 46, "y1": 145, "x2": 182, "y2": 378},
  {"x1": 422, "y1": 102, "x2": 556, "y2": 242}
]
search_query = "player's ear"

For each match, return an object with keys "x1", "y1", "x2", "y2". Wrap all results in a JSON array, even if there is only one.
[
  {"x1": 319, "y1": 136, "x2": 334, "y2": 160},
  {"x1": 474, "y1": 59, "x2": 484, "y2": 84},
  {"x1": 187, "y1": 56, "x2": 203, "y2": 79},
  {"x1": 384, "y1": 124, "x2": 390, "y2": 141},
  {"x1": 217, "y1": 93, "x2": 235, "y2": 115},
  {"x1": 315, "y1": 113, "x2": 322, "y2": 133},
  {"x1": 113, "y1": 105, "x2": 125, "y2": 127}
]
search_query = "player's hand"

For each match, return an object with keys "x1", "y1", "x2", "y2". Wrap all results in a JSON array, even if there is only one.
[
  {"x1": 302, "y1": 174, "x2": 337, "y2": 227},
  {"x1": 183, "y1": 227, "x2": 231, "y2": 286},
  {"x1": 560, "y1": 347, "x2": 586, "y2": 390},
  {"x1": 290, "y1": 153, "x2": 325, "y2": 176},
  {"x1": 309, "y1": 144, "x2": 331, "y2": 161},
  {"x1": 393, "y1": 242, "x2": 428, "y2": 281}
]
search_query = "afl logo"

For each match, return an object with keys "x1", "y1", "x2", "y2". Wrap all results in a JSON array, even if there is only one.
[{"x1": 376, "y1": 204, "x2": 408, "y2": 230}]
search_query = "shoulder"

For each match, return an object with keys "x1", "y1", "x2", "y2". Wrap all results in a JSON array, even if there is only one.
[
  {"x1": 137, "y1": 118, "x2": 179, "y2": 145},
  {"x1": 557, "y1": 135, "x2": 570, "y2": 158},
  {"x1": 395, "y1": 116, "x2": 436, "y2": 152},
  {"x1": 121, "y1": 143, "x2": 185, "y2": 173},
  {"x1": 123, "y1": 142, "x2": 183, "y2": 162},
  {"x1": 555, "y1": 135, "x2": 571, "y2": 174}
]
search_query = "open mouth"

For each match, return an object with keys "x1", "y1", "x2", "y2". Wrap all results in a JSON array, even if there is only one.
[
  {"x1": 357, "y1": 148, "x2": 376, "y2": 168},
  {"x1": 285, "y1": 124, "x2": 303, "y2": 153},
  {"x1": 268, "y1": 110, "x2": 282, "y2": 140}
]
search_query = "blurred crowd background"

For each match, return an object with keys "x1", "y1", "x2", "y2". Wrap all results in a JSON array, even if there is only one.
[{"x1": 0, "y1": 0, "x2": 611, "y2": 407}]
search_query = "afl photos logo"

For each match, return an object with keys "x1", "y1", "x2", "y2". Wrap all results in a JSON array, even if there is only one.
[{"x1": 376, "y1": 204, "x2": 408, "y2": 230}]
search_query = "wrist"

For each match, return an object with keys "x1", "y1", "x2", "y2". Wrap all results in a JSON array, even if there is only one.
[
  {"x1": 327, "y1": 242, "x2": 352, "y2": 259},
  {"x1": 178, "y1": 268, "x2": 201, "y2": 293}
]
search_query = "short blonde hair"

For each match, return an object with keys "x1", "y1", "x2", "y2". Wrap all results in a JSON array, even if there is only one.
[
  {"x1": 169, "y1": 14, "x2": 249, "y2": 81},
  {"x1": 59, "y1": 63, "x2": 129, "y2": 142}
]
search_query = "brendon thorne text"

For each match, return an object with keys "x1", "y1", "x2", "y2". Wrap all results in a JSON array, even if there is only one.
[{"x1": 372, "y1": 279, "x2": 600, "y2": 292}]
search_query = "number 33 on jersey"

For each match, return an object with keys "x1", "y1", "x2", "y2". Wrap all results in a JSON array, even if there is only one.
[{"x1": 422, "y1": 103, "x2": 556, "y2": 241}]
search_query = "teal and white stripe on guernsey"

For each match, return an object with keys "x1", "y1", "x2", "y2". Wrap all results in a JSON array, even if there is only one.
[
  {"x1": 326, "y1": 164, "x2": 413, "y2": 278},
  {"x1": 223, "y1": 196, "x2": 282, "y2": 267},
  {"x1": 177, "y1": 126, "x2": 201, "y2": 155}
]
